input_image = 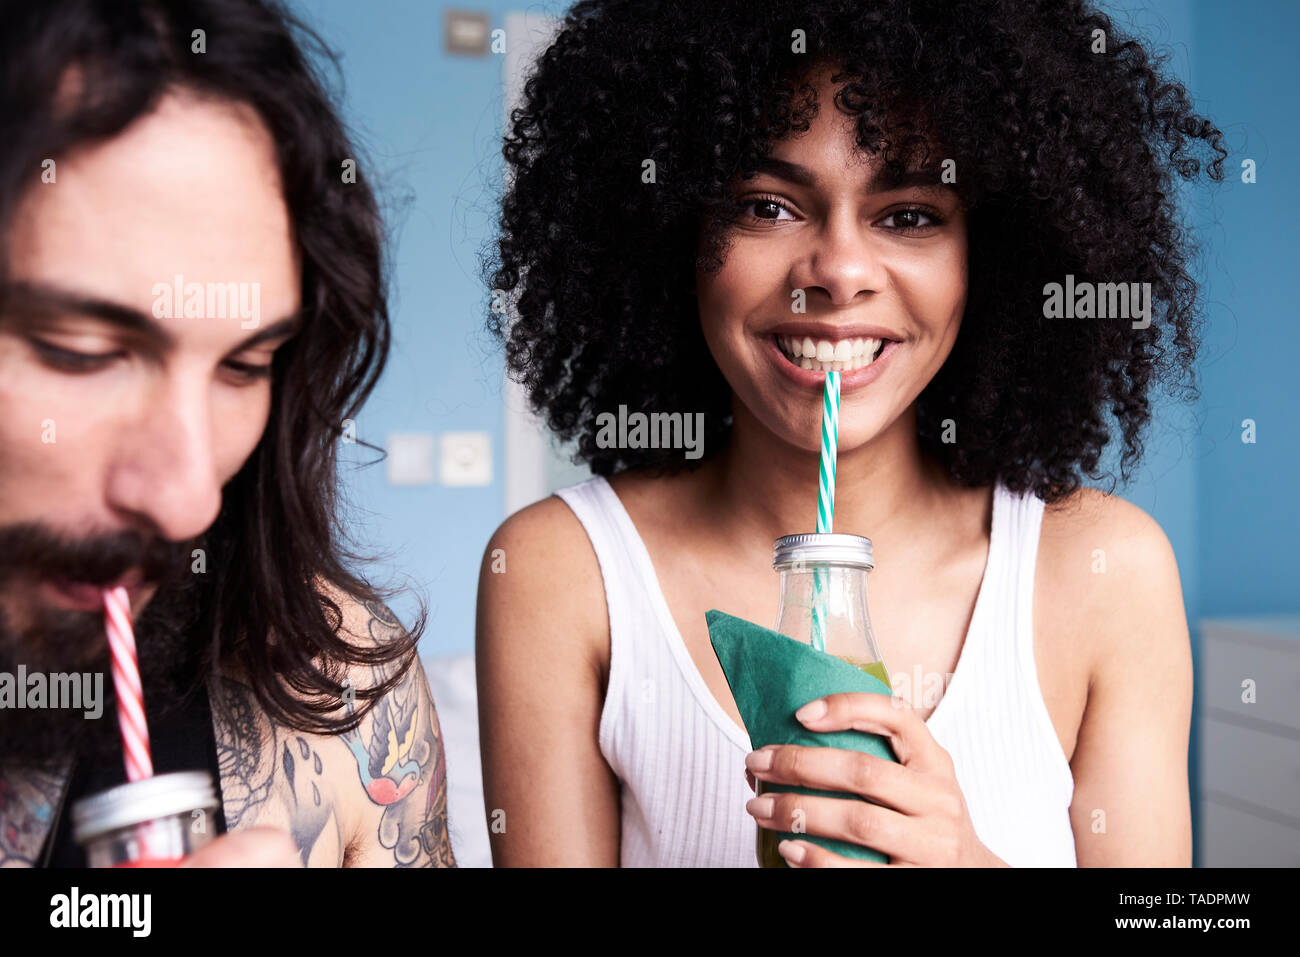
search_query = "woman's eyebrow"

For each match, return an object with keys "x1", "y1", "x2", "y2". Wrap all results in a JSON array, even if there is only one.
[{"x1": 753, "y1": 157, "x2": 950, "y2": 194}]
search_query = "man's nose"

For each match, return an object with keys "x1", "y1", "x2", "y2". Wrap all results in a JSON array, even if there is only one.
[{"x1": 104, "y1": 377, "x2": 223, "y2": 542}]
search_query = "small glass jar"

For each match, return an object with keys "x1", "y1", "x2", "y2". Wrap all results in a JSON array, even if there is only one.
[
  {"x1": 771, "y1": 533, "x2": 890, "y2": 686},
  {"x1": 72, "y1": 770, "x2": 219, "y2": 868},
  {"x1": 757, "y1": 533, "x2": 892, "y2": 868}
]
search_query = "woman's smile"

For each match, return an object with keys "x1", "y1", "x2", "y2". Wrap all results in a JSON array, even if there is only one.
[{"x1": 760, "y1": 317, "x2": 908, "y2": 394}]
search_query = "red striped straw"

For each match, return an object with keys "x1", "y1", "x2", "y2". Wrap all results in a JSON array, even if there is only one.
[{"x1": 103, "y1": 586, "x2": 153, "y2": 781}]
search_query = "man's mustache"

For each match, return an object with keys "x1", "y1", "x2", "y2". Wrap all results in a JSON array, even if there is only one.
[{"x1": 0, "y1": 523, "x2": 194, "y2": 586}]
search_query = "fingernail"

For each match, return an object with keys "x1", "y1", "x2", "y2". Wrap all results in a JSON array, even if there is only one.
[
  {"x1": 795, "y1": 699, "x2": 827, "y2": 722},
  {"x1": 745, "y1": 749, "x2": 774, "y2": 771},
  {"x1": 746, "y1": 796, "x2": 774, "y2": 818},
  {"x1": 778, "y1": 840, "x2": 806, "y2": 865}
]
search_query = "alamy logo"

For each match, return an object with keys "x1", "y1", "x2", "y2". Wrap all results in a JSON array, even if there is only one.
[
  {"x1": 0, "y1": 666, "x2": 102, "y2": 718},
  {"x1": 595, "y1": 405, "x2": 705, "y2": 460},
  {"x1": 49, "y1": 888, "x2": 151, "y2": 937},
  {"x1": 1042, "y1": 274, "x2": 1151, "y2": 329},
  {"x1": 152, "y1": 273, "x2": 261, "y2": 329}
]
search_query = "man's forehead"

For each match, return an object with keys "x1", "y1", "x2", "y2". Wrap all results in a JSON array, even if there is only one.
[{"x1": 4, "y1": 91, "x2": 301, "y2": 336}]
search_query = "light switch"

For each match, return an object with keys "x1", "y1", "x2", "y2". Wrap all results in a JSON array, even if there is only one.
[
  {"x1": 387, "y1": 432, "x2": 436, "y2": 485},
  {"x1": 445, "y1": 11, "x2": 490, "y2": 55},
  {"x1": 441, "y1": 431, "x2": 492, "y2": 486}
]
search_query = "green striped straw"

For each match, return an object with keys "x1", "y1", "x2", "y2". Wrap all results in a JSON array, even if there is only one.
[{"x1": 811, "y1": 370, "x2": 841, "y2": 653}]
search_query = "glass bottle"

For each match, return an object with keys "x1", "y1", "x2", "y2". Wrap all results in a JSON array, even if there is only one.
[
  {"x1": 756, "y1": 532, "x2": 891, "y2": 868},
  {"x1": 73, "y1": 770, "x2": 220, "y2": 867}
]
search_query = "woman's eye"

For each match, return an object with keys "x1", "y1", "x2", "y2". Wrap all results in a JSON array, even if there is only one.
[
  {"x1": 735, "y1": 198, "x2": 942, "y2": 231},
  {"x1": 880, "y1": 208, "x2": 942, "y2": 231},
  {"x1": 737, "y1": 195, "x2": 796, "y2": 224},
  {"x1": 30, "y1": 339, "x2": 122, "y2": 372}
]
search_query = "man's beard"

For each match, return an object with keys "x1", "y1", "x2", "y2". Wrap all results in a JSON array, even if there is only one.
[{"x1": 0, "y1": 523, "x2": 207, "y2": 772}]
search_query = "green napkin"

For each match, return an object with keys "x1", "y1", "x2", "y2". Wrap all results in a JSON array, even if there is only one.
[{"x1": 706, "y1": 608, "x2": 899, "y2": 863}]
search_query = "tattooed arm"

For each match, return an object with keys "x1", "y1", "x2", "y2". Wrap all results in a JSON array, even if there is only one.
[
  {"x1": 210, "y1": 598, "x2": 456, "y2": 867},
  {"x1": 336, "y1": 601, "x2": 455, "y2": 868},
  {"x1": 339, "y1": 651, "x2": 455, "y2": 867},
  {"x1": 0, "y1": 763, "x2": 70, "y2": 867},
  {"x1": 211, "y1": 671, "x2": 349, "y2": 867}
]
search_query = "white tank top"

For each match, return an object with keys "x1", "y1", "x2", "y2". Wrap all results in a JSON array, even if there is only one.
[{"x1": 554, "y1": 475, "x2": 1077, "y2": 867}]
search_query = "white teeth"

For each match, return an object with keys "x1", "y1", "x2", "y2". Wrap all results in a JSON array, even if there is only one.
[{"x1": 776, "y1": 333, "x2": 892, "y2": 373}]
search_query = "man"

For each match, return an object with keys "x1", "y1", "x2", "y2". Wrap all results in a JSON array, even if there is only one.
[{"x1": 0, "y1": 0, "x2": 455, "y2": 867}]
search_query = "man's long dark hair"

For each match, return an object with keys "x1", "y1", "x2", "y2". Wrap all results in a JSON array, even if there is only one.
[{"x1": 0, "y1": 0, "x2": 422, "y2": 735}]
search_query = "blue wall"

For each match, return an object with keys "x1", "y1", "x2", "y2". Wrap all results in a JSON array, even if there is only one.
[
  {"x1": 1094, "y1": 0, "x2": 1201, "y2": 627},
  {"x1": 1084, "y1": 0, "x2": 1300, "y2": 619},
  {"x1": 291, "y1": 0, "x2": 568, "y2": 656},
  {"x1": 1096, "y1": 0, "x2": 1300, "y2": 866},
  {"x1": 1188, "y1": 1, "x2": 1300, "y2": 615}
]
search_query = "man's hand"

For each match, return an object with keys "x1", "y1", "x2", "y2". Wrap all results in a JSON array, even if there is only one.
[{"x1": 180, "y1": 827, "x2": 302, "y2": 867}]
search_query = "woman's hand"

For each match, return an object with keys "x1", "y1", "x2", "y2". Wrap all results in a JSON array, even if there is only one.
[{"x1": 743, "y1": 691, "x2": 1008, "y2": 867}]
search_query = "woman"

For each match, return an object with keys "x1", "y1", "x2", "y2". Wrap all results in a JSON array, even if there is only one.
[{"x1": 477, "y1": 0, "x2": 1225, "y2": 866}]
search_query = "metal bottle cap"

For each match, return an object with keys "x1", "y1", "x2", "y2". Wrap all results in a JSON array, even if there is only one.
[
  {"x1": 72, "y1": 770, "x2": 219, "y2": 845},
  {"x1": 773, "y1": 532, "x2": 874, "y2": 570}
]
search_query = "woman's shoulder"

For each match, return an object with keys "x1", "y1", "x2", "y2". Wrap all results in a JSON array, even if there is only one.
[
  {"x1": 477, "y1": 490, "x2": 609, "y2": 661},
  {"x1": 1037, "y1": 485, "x2": 1177, "y2": 570},
  {"x1": 1035, "y1": 484, "x2": 1187, "y2": 674},
  {"x1": 482, "y1": 490, "x2": 602, "y2": 589},
  {"x1": 483, "y1": 465, "x2": 690, "y2": 579}
]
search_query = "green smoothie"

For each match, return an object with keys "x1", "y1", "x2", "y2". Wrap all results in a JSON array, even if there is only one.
[{"x1": 756, "y1": 655, "x2": 891, "y2": 867}]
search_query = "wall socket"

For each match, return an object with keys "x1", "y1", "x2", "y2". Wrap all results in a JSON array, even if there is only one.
[{"x1": 440, "y1": 431, "x2": 492, "y2": 486}]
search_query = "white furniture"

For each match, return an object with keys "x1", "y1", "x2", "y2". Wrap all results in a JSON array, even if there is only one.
[{"x1": 1197, "y1": 616, "x2": 1300, "y2": 866}]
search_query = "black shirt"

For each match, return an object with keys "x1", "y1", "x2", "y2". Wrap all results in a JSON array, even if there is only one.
[{"x1": 41, "y1": 674, "x2": 228, "y2": 867}]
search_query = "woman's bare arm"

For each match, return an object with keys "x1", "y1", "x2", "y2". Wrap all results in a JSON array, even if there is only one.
[
  {"x1": 1056, "y1": 493, "x2": 1195, "y2": 866},
  {"x1": 475, "y1": 496, "x2": 621, "y2": 866}
]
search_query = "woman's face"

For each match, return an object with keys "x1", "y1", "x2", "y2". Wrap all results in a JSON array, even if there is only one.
[{"x1": 696, "y1": 65, "x2": 968, "y2": 455}]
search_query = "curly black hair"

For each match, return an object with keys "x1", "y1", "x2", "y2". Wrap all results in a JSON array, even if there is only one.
[{"x1": 485, "y1": 0, "x2": 1228, "y2": 502}]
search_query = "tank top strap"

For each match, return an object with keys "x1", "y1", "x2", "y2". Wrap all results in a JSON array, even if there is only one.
[
  {"x1": 1002, "y1": 482, "x2": 1074, "y2": 796},
  {"x1": 554, "y1": 477, "x2": 647, "y2": 632},
  {"x1": 554, "y1": 476, "x2": 760, "y2": 865},
  {"x1": 948, "y1": 480, "x2": 1072, "y2": 796},
  {"x1": 553, "y1": 476, "x2": 661, "y2": 748}
]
